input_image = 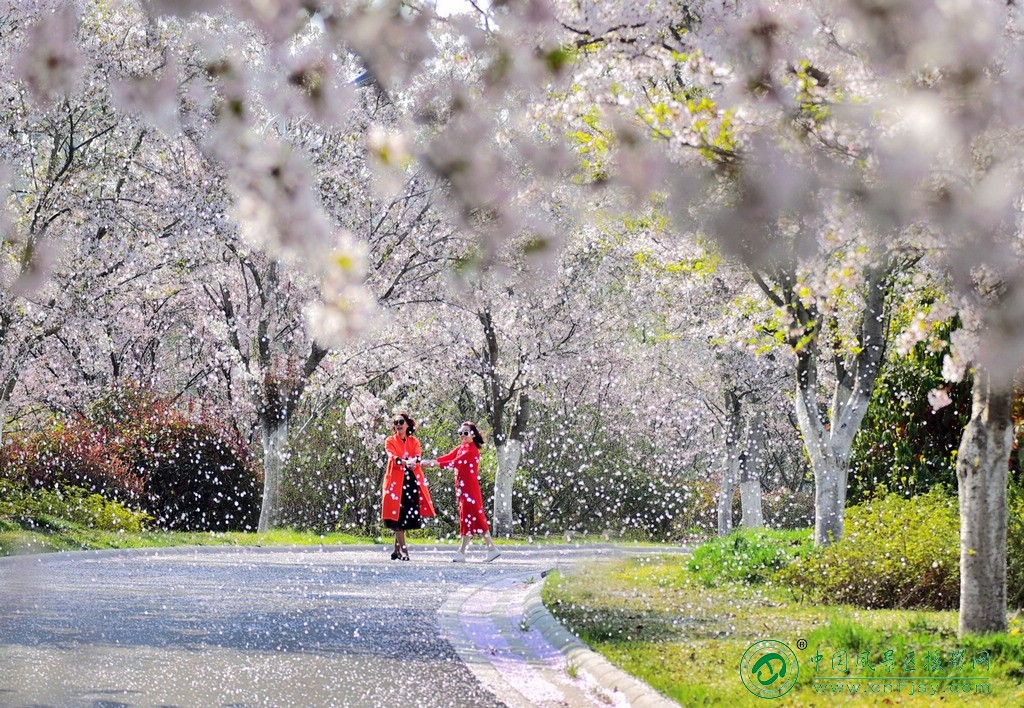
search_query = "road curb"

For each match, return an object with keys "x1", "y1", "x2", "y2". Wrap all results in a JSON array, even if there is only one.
[
  {"x1": 522, "y1": 580, "x2": 679, "y2": 708},
  {"x1": 438, "y1": 574, "x2": 545, "y2": 708},
  {"x1": 439, "y1": 566, "x2": 680, "y2": 707}
]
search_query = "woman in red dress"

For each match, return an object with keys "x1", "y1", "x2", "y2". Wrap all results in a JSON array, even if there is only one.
[
  {"x1": 381, "y1": 411, "x2": 435, "y2": 561},
  {"x1": 423, "y1": 421, "x2": 501, "y2": 563}
]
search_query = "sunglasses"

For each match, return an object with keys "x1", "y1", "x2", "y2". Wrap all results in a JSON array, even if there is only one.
[
  {"x1": 393, "y1": 419, "x2": 406, "y2": 426},
  {"x1": 458, "y1": 430, "x2": 473, "y2": 436}
]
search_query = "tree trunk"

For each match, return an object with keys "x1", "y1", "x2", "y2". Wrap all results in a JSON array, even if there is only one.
[
  {"x1": 717, "y1": 390, "x2": 742, "y2": 536},
  {"x1": 740, "y1": 411, "x2": 765, "y2": 529},
  {"x1": 796, "y1": 388, "x2": 870, "y2": 545},
  {"x1": 0, "y1": 375, "x2": 16, "y2": 449},
  {"x1": 258, "y1": 417, "x2": 289, "y2": 532},
  {"x1": 493, "y1": 392, "x2": 530, "y2": 536},
  {"x1": 493, "y1": 438, "x2": 522, "y2": 537},
  {"x1": 958, "y1": 367, "x2": 1012, "y2": 636},
  {"x1": 794, "y1": 332, "x2": 877, "y2": 545},
  {"x1": 756, "y1": 257, "x2": 892, "y2": 546},
  {"x1": 795, "y1": 368, "x2": 862, "y2": 544}
]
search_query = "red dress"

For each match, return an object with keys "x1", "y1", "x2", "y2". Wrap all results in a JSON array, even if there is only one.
[{"x1": 436, "y1": 442, "x2": 489, "y2": 535}]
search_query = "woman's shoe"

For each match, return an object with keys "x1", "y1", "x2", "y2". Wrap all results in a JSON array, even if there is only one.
[
  {"x1": 390, "y1": 550, "x2": 401, "y2": 560},
  {"x1": 484, "y1": 548, "x2": 502, "y2": 563}
]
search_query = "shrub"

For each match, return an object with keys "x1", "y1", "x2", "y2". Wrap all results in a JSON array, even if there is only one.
[
  {"x1": 119, "y1": 415, "x2": 262, "y2": 532},
  {"x1": 280, "y1": 409, "x2": 382, "y2": 534},
  {"x1": 664, "y1": 483, "x2": 812, "y2": 537},
  {"x1": 687, "y1": 528, "x2": 814, "y2": 586},
  {"x1": 0, "y1": 420, "x2": 143, "y2": 502},
  {"x1": 778, "y1": 488, "x2": 959, "y2": 610},
  {"x1": 1008, "y1": 484, "x2": 1024, "y2": 610},
  {"x1": 514, "y1": 409, "x2": 687, "y2": 539},
  {"x1": 0, "y1": 385, "x2": 262, "y2": 533},
  {"x1": 670, "y1": 478, "x2": 725, "y2": 535},
  {"x1": 850, "y1": 307, "x2": 1024, "y2": 502},
  {"x1": 762, "y1": 488, "x2": 815, "y2": 529},
  {"x1": 0, "y1": 479, "x2": 151, "y2": 533},
  {"x1": 516, "y1": 458, "x2": 680, "y2": 539},
  {"x1": 85, "y1": 381, "x2": 161, "y2": 431},
  {"x1": 848, "y1": 314, "x2": 971, "y2": 502},
  {"x1": 90, "y1": 386, "x2": 262, "y2": 531}
]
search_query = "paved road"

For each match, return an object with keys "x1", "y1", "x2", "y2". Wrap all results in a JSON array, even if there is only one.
[{"x1": 0, "y1": 543, "x2": 673, "y2": 707}]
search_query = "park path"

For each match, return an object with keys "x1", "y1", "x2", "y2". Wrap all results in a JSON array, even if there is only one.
[{"x1": 0, "y1": 543, "x2": 681, "y2": 707}]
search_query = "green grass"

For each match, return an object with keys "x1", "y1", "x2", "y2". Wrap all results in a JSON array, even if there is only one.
[
  {"x1": 542, "y1": 554, "x2": 1024, "y2": 706},
  {"x1": 0, "y1": 522, "x2": 685, "y2": 557},
  {"x1": 0, "y1": 525, "x2": 372, "y2": 557},
  {"x1": 687, "y1": 528, "x2": 814, "y2": 586},
  {"x1": 500, "y1": 533, "x2": 681, "y2": 547},
  {"x1": 1, "y1": 480, "x2": 686, "y2": 556}
]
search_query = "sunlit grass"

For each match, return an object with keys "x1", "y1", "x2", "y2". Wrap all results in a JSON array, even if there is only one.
[
  {"x1": 0, "y1": 525, "x2": 372, "y2": 556},
  {"x1": 491, "y1": 533, "x2": 682, "y2": 547},
  {"x1": 370, "y1": 527, "x2": 684, "y2": 547},
  {"x1": 542, "y1": 554, "x2": 1024, "y2": 706},
  {"x1": 0, "y1": 523, "x2": 687, "y2": 557}
]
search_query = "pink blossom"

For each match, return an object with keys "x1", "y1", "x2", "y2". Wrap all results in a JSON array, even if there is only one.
[
  {"x1": 927, "y1": 388, "x2": 952, "y2": 411},
  {"x1": 15, "y1": 5, "x2": 82, "y2": 106},
  {"x1": 112, "y1": 57, "x2": 182, "y2": 135}
]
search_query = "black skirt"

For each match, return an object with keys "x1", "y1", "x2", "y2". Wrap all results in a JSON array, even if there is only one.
[{"x1": 384, "y1": 468, "x2": 422, "y2": 531}]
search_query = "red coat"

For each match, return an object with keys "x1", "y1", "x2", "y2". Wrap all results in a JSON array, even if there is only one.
[
  {"x1": 437, "y1": 441, "x2": 489, "y2": 535},
  {"x1": 381, "y1": 434, "x2": 435, "y2": 523}
]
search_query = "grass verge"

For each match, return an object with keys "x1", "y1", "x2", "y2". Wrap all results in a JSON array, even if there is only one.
[
  {"x1": 0, "y1": 524, "x2": 371, "y2": 557},
  {"x1": 542, "y1": 554, "x2": 1024, "y2": 706},
  {"x1": 0, "y1": 522, "x2": 684, "y2": 557}
]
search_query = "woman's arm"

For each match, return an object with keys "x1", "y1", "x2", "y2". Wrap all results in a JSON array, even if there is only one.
[
  {"x1": 432, "y1": 447, "x2": 460, "y2": 469},
  {"x1": 385, "y1": 436, "x2": 402, "y2": 463},
  {"x1": 407, "y1": 438, "x2": 422, "y2": 468}
]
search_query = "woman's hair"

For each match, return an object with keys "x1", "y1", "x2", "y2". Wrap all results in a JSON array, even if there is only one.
[
  {"x1": 393, "y1": 411, "x2": 417, "y2": 435},
  {"x1": 461, "y1": 421, "x2": 485, "y2": 448}
]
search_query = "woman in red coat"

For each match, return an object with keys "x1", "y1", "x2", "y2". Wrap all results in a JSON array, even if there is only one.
[
  {"x1": 423, "y1": 421, "x2": 501, "y2": 563},
  {"x1": 382, "y1": 411, "x2": 435, "y2": 561}
]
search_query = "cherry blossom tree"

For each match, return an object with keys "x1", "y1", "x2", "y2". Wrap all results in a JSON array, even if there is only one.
[
  {"x1": 5, "y1": 0, "x2": 1022, "y2": 637},
  {"x1": 1, "y1": 0, "x2": 477, "y2": 531},
  {"x1": 697, "y1": 0, "x2": 1023, "y2": 637},
  {"x1": 187, "y1": 137, "x2": 464, "y2": 531},
  {"x1": 429, "y1": 232, "x2": 612, "y2": 536},
  {"x1": 543, "y1": 0, "x2": 914, "y2": 546},
  {"x1": 611, "y1": 225, "x2": 800, "y2": 534},
  {"x1": 0, "y1": 0, "x2": 205, "y2": 437},
  {"x1": 546, "y1": 0, "x2": 1023, "y2": 633}
]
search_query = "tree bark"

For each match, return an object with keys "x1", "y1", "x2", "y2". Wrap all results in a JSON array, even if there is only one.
[
  {"x1": 492, "y1": 392, "x2": 529, "y2": 536},
  {"x1": 477, "y1": 306, "x2": 533, "y2": 537},
  {"x1": 957, "y1": 367, "x2": 1012, "y2": 636},
  {"x1": 740, "y1": 411, "x2": 765, "y2": 529},
  {"x1": 258, "y1": 417, "x2": 289, "y2": 532},
  {"x1": 794, "y1": 356, "x2": 874, "y2": 545},
  {"x1": 493, "y1": 438, "x2": 522, "y2": 537},
  {"x1": 717, "y1": 389, "x2": 743, "y2": 536},
  {"x1": 787, "y1": 260, "x2": 890, "y2": 546}
]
